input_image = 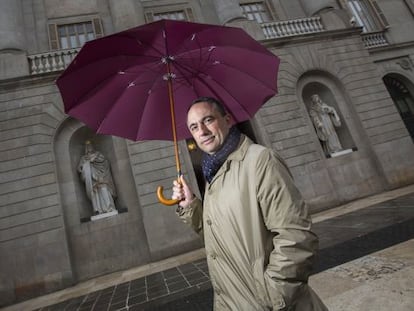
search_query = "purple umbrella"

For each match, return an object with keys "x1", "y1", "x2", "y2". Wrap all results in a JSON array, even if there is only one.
[{"x1": 56, "y1": 19, "x2": 280, "y2": 205}]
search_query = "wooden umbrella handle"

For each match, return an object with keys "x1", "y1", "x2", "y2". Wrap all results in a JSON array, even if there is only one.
[
  {"x1": 157, "y1": 186, "x2": 180, "y2": 206},
  {"x1": 156, "y1": 60, "x2": 181, "y2": 207}
]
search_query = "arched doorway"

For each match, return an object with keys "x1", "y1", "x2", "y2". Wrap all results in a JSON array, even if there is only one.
[{"x1": 383, "y1": 75, "x2": 414, "y2": 141}]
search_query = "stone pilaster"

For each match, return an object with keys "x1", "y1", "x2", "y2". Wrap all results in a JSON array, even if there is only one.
[
  {"x1": 299, "y1": 0, "x2": 348, "y2": 30},
  {"x1": 108, "y1": 0, "x2": 144, "y2": 31},
  {"x1": 0, "y1": 0, "x2": 29, "y2": 79},
  {"x1": 211, "y1": 0, "x2": 264, "y2": 40}
]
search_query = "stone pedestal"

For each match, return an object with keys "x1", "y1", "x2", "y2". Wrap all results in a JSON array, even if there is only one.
[
  {"x1": 330, "y1": 149, "x2": 353, "y2": 158},
  {"x1": 91, "y1": 210, "x2": 118, "y2": 221}
]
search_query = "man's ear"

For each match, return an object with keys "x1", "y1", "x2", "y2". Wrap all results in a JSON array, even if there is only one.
[{"x1": 225, "y1": 113, "x2": 232, "y2": 125}]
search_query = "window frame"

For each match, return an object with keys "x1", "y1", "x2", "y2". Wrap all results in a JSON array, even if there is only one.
[
  {"x1": 144, "y1": 7, "x2": 194, "y2": 23},
  {"x1": 239, "y1": 0, "x2": 277, "y2": 23},
  {"x1": 339, "y1": 0, "x2": 389, "y2": 32},
  {"x1": 48, "y1": 16, "x2": 104, "y2": 51}
]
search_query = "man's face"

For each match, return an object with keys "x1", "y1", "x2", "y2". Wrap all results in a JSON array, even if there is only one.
[{"x1": 187, "y1": 101, "x2": 232, "y2": 155}]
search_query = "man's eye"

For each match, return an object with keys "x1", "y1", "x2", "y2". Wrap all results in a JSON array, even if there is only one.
[
  {"x1": 204, "y1": 117, "x2": 214, "y2": 124},
  {"x1": 190, "y1": 126, "x2": 198, "y2": 132}
]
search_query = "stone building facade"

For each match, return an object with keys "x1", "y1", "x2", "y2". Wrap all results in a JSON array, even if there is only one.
[{"x1": 1, "y1": 0, "x2": 414, "y2": 306}]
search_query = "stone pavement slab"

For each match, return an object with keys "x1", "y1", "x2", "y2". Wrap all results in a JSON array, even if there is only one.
[
  {"x1": 310, "y1": 239, "x2": 414, "y2": 311},
  {"x1": 2, "y1": 186, "x2": 414, "y2": 311}
]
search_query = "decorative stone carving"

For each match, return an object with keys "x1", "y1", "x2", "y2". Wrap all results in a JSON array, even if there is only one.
[{"x1": 396, "y1": 57, "x2": 413, "y2": 71}]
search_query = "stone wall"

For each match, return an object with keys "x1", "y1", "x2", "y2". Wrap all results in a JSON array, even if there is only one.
[
  {"x1": 256, "y1": 31, "x2": 414, "y2": 211},
  {"x1": 0, "y1": 77, "x2": 73, "y2": 305},
  {"x1": 0, "y1": 76, "x2": 202, "y2": 306},
  {"x1": 1, "y1": 0, "x2": 414, "y2": 307}
]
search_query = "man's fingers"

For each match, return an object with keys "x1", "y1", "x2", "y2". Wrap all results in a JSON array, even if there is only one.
[{"x1": 179, "y1": 175, "x2": 188, "y2": 188}]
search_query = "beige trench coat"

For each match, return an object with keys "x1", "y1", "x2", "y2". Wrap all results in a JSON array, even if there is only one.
[{"x1": 178, "y1": 136, "x2": 328, "y2": 311}]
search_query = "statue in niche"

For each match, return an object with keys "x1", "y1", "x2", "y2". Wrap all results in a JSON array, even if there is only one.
[
  {"x1": 78, "y1": 140, "x2": 117, "y2": 215},
  {"x1": 309, "y1": 94, "x2": 343, "y2": 155}
]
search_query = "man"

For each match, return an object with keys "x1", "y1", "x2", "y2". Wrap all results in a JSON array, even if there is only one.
[{"x1": 173, "y1": 97, "x2": 327, "y2": 311}]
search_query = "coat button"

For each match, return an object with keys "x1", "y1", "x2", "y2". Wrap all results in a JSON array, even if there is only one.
[
  {"x1": 206, "y1": 219, "x2": 212, "y2": 225},
  {"x1": 211, "y1": 253, "x2": 217, "y2": 259},
  {"x1": 276, "y1": 299, "x2": 286, "y2": 308}
]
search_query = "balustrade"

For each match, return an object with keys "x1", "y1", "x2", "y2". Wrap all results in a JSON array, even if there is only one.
[
  {"x1": 26, "y1": 19, "x2": 388, "y2": 76},
  {"x1": 361, "y1": 31, "x2": 389, "y2": 48},
  {"x1": 261, "y1": 17, "x2": 324, "y2": 39},
  {"x1": 28, "y1": 48, "x2": 80, "y2": 75}
]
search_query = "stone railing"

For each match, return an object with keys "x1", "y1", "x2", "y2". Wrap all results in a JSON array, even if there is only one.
[
  {"x1": 361, "y1": 31, "x2": 389, "y2": 49},
  {"x1": 261, "y1": 17, "x2": 325, "y2": 39},
  {"x1": 28, "y1": 48, "x2": 80, "y2": 75}
]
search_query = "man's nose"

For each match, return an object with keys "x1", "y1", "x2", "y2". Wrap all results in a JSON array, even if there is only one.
[{"x1": 198, "y1": 123, "x2": 210, "y2": 135}]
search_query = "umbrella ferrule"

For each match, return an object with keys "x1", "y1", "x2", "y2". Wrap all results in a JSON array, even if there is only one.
[
  {"x1": 163, "y1": 73, "x2": 176, "y2": 81},
  {"x1": 161, "y1": 55, "x2": 175, "y2": 64}
]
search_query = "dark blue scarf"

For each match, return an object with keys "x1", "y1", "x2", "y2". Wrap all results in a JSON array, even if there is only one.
[{"x1": 201, "y1": 127, "x2": 241, "y2": 183}]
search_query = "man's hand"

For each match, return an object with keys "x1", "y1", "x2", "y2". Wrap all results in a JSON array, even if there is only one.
[{"x1": 172, "y1": 176, "x2": 194, "y2": 209}]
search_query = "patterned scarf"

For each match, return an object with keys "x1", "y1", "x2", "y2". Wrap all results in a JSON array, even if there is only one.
[{"x1": 201, "y1": 126, "x2": 241, "y2": 183}]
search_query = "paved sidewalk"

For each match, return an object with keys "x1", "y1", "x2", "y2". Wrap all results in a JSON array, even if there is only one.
[{"x1": 3, "y1": 184, "x2": 414, "y2": 311}]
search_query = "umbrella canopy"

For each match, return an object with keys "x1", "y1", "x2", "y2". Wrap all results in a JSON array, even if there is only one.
[
  {"x1": 56, "y1": 19, "x2": 280, "y2": 205},
  {"x1": 56, "y1": 19, "x2": 280, "y2": 142}
]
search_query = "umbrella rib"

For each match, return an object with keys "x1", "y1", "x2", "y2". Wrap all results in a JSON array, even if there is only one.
[
  {"x1": 175, "y1": 48, "x2": 278, "y2": 91},
  {"x1": 96, "y1": 71, "x2": 164, "y2": 135},
  {"x1": 173, "y1": 55, "x2": 277, "y2": 98}
]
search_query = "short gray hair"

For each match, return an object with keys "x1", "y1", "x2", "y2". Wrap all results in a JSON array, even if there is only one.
[{"x1": 190, "y1": 97, "x2": 227, "y2": 116}]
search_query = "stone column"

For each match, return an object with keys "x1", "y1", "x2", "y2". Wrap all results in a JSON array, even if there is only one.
[
  {"x1": 108, "y1": 0, "x2": 143, "y2": 31},
  {"x1": 299, "y1": 0, "x2": 348, "y2": 30},
  {"x1": 211, "y1": 0, "x2": 264, "y2": 40},
  {"x1": 0, "y1": 0, "x2": 29, "y2": 79},
  {"x1": 211, "y1": 0, "x2": 244, "y2": 24},
  {"x1": 0, "y1": 0, "x2": 26, "y2": 50}
]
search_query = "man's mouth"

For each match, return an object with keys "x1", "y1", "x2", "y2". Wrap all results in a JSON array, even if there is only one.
[{"x1": 202, "y1": 136, "x2": 214, "y2": 145}]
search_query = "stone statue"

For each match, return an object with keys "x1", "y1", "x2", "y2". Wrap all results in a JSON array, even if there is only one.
[
  {"x1": 309, "y1": 94, "x2": 343, "y2": 155},
  {"x1": 78, "y1": 141, "x2": 117, "y2": 215}
]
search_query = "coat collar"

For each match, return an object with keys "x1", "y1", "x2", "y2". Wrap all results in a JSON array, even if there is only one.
[
  {"x1": 207, "y1": 134, "x2": 253, "y2": 186},
  {"x1": 227, "y1": 134, "x2": 253, "y2": 162}
]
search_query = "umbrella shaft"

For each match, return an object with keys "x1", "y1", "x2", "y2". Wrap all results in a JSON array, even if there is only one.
[{"x1": 166, "y1": 61, "x2": 181, "y2": 176}]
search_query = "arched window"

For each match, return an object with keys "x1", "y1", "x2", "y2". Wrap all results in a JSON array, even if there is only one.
[{"x1": 383, "y1": 76, "x2": 414, "y2": 140}]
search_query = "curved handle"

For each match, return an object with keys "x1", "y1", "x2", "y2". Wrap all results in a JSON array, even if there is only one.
[{"x1": 157, "y1": 186, "x2": 180, "y2": 206}]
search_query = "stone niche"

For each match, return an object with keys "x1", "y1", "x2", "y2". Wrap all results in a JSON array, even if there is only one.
[
  {"x1": 303, "y1": 81, "x2": 356, "y2": 156},
  {"x1": 54, "y1": 118, "x2": 151, "y2": 281},
  {"x1": 294, "y1": 72, "x2": 385, "y2": 210}
]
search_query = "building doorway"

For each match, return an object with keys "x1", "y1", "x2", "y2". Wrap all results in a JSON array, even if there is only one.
[{"x1": 383, "y1": 75, "x2": 414, "y2": 141}]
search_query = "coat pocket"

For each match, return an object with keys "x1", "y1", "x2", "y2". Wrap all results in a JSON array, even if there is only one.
[
  {"x1": 252, "y1": 259, "x2": 273, "y2": 310},
  {"x1": 263, "y1": 271, "x2": 287, "y2": 310}
]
